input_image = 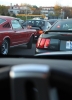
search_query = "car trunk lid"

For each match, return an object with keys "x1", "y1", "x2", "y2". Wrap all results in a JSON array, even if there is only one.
[{"x1": 39, "y1": 32, "x2": 72, "y2": 51}]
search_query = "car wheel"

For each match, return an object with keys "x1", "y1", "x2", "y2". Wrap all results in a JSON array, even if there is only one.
[
  {"x1": 27, "y1": 36, "x2": 33, "y2": 49},
  {"x1": 0, "y1": 40, "x2": 9, "y2": 55}
]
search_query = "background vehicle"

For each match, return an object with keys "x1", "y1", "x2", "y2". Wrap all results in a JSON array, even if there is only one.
[
  {"x1": 32, "y1": 17, "x2": 41, "y2": 20},
  {"x1": 23, "y1": 19, "x2": 52, "y2": 40},
  {"x1": 0, "y1": 16, "x2": 36, "y2": 55},
  {"x1": 35, "y1": 19, "x2": 72, "y2": 54}
]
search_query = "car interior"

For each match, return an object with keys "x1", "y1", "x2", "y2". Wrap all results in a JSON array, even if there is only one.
[
  {"x1": 0, "y1": 55, "x2": 72, "y2": 100},
  {"x1": 0, "y1": 1, "x2": 72, "y2": 100}
]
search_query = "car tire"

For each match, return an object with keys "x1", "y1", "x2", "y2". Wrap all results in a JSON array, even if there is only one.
[
  {"x1": 27, "y1": 36, "x2": 33, "y2": 49},
  {"x1": 0, "y1": 39, "x2": 9, "y2": 55}
]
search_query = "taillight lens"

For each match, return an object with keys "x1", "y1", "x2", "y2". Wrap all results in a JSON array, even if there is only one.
[
  {"x1": 36, "y1": 38, "x2": 50, "y2": 48},
  {"x1": 27, "y1": 25, "x2": 32, "y2": 29},
  {"x1": 38, "y1": 30, "x2": 43, "y2": 34}
]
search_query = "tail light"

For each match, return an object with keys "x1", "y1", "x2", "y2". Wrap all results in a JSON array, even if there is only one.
[
  {"x1": 27, "y1": 25, "x2": 32, "y2": 29},
  {"x1": 38, "y1": 30, "x2": 44, "y2": 34},
  {"x1": 36, "y1": 38, "x2": 50, "y2": 49}
]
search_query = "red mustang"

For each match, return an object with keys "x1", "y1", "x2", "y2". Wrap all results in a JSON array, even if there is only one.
[{"x1": 0, "y1": 16, "x2": 37, "y2": 55}]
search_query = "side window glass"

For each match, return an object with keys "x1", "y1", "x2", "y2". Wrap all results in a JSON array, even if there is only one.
[{"x1": 11, "y1": 20, "x2": 22, "y2": 29}]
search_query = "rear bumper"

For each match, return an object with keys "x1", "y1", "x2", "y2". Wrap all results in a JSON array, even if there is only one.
[
  {"x1": 35, "y1": 48, "x2": 51, "y2": 54},
  {"x1": 35, "y1": 48, "x2": 60, "y2": 54}
]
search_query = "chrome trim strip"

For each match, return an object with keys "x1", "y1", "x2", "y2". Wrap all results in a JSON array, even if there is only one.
[
  {"x1": 10, "y1": 64, "x2": 50, "y2": 78},
  {"x1": 10, "y1": 42, "x2": 28, "y2": 48}
]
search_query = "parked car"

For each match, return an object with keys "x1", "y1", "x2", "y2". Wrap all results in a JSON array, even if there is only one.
[
  {"x1": 35, "y1": 19, "x2": 72, "y2": 54},
  {"x1": 23, "y1": 19, "x2": 52, "y2": 40},
  {"x1": 0, "y1": 16, "x2": 37, "y2": 55},
  {"x1": 32, "y1": 17, "x2": 41, "y2": 20}
]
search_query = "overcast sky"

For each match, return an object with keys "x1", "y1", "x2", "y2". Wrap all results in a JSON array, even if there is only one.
[{"x1": 0, "y1": 0, "x2": 72, "y2": 7}]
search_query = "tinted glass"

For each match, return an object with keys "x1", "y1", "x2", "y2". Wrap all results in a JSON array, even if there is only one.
[
  {"x1": 24, "y1": 20, "x2": 45, "y2": 27},
  {"x1": 48, "y1": 20, "x2": 57, "y2": 25},
  {"x1": 50, "y1": 20, "x2": 72, "y2": 30}
]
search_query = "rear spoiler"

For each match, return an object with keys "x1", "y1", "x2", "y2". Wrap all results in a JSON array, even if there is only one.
[{"x1": 45, "y1": 30, "x2": 72, "y2": 34}]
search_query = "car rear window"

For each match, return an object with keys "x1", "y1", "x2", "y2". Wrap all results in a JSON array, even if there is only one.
[
  {"x1": 0, "y1": 18, "x2": 6, "y2": 24},
  {"x1": 48, "y1": 20, "x2": 57, "y2": 25},
  {"x1": 24, "y1": 20, "x2": 45, "y2": 27},
  {"x1": 50, "y1": 20, "x2": 72, "y2": 30}
]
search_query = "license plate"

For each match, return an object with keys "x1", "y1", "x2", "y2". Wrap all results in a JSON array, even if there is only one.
[{"x1": 66, "y1": 41, "x2": 72, "y2": 49}]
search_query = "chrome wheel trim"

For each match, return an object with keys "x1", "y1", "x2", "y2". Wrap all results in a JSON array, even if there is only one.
[{"x1": 1, "y1": 40, "x2": 8, "y2": 55}]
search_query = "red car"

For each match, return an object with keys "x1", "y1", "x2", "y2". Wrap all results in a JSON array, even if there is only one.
[{"x1": 0, "y1": 16, "x2": 37, "y2": 55}]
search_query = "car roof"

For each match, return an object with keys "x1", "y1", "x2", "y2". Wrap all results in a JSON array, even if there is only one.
[
  {"x1": 28, "y1": 19, "x2": 42, "y2": 20},
  {"x1": 0, "y1": 16, "x2": 15, "y2": 20}
]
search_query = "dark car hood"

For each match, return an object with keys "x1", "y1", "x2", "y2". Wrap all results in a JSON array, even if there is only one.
[{"x1": 35, "y1": 51, "x2": 72, "y2": 56}]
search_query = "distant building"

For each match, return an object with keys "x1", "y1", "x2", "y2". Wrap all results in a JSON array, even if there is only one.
[
  {"x1": 8, "y1": 3, "x2": 33, "y2": 15},
  {"x1": 8, "y1": 3, "x2": 20, "y2": 15},
  {"x1": 40, "y1": 6, "x2": 55, "y2": 17}
]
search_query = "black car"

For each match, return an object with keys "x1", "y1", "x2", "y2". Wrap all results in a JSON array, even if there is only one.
[
  {"x1": 35, "y1": 19, "x2": 72, "y2": 54},
  {"x1": 23, "y1": 19, "x2": 52, "y2": 40}
]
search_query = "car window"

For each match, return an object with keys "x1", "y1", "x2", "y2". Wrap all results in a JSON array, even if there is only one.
[
  {"x1": 23, "y1": 20, "x2": 45, "y2": 27},
  {"x1": 50, "y1": 20, "x2": 72, "y2": 30},
  {"x1": 11, "y1": 20, "x2": 22, "y2": 29},
  {"x1": 48, "y1": 20, "x2": 57, "y2": 25},
  {"x1": 0, "y1": 18, "x2": 6, "y2": 24}
]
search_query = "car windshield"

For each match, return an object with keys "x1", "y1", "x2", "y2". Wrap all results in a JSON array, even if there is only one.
[{"x1": 50, "y1": 20, "x2": 72, "y2": 30}]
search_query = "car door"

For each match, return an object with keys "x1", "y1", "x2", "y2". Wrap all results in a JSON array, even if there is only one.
[{"x1": 11, "y1": 19, "x2": 25, "y2": 45}]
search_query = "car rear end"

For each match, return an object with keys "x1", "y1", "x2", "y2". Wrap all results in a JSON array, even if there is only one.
[
  {"x1": 23, "y1": 20, "x2": 46, "y2": 40},
  {"x1": 35, "y1": 31, "x2": 72, "y2": 54},
  {"x1": 35, "y1": 19, "x2": 72, "y2": 54},
  {"x1": 30, "y1": 27, "x2": 44, "y2": 40}
]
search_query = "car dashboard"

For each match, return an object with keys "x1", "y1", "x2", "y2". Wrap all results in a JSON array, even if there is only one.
[{"x1": 0, "y1": 57, "x2": 72, "y2": 100}]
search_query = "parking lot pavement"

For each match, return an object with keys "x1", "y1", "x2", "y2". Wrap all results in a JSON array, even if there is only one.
[{"x1": 8, "y1": 43, "x2": 36, "y2": 56}]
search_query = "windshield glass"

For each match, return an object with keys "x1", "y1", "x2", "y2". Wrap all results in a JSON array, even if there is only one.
[{"x1": 50, "y1": 20, "x2": 72, "y2": 30}]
